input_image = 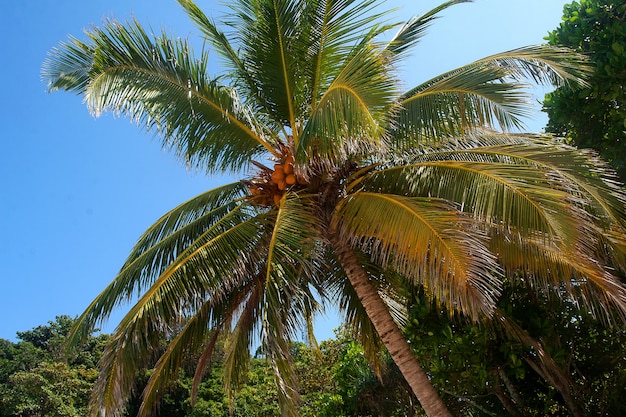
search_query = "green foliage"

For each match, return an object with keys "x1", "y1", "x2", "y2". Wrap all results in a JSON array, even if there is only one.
[
  {"x1": 404, "y1": 285, "x2": 626, "y2": 416},
  {"x1": 40, "y1": 0, "x2": 626, "y2": 416},
  {"x1": 0, "y1": 317, "x2": 107, "y2": 417},
  {"x1": 0, "y1": 362, "x2": 96, "y2": 417},
  {"x1": 543, "y1": 0, "x2": 626, "y2": 180},
  {"x1": 1, "y1": 315, "x2": 624, "y2": 416}
]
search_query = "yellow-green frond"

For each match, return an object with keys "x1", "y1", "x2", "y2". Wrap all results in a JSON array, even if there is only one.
[{"x1": 335, "y1": 192, "x2": 502, "y2": 319}]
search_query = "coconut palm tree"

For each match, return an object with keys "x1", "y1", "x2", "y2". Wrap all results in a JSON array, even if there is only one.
[{"x1": 42, "y1": 0, "x2": 626, "y2": 416}]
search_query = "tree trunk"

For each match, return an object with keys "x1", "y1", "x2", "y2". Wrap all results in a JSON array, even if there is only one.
[{"x1": 330, "y1": 233, "x2": 453, "y2": 417}]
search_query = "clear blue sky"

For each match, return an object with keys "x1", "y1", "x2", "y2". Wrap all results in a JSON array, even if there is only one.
[{"x1": 1, "y1": 0, "x2": 567, "y2": 342}]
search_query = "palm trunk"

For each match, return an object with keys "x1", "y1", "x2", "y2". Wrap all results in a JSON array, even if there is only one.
[{"x1": 330, "y1": 233, "x2": 453, "y2": 417}]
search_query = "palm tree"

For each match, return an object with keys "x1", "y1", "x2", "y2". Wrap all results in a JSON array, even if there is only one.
[{"x1": 42, "y1": 0, "x2": 626, "y2": 416}]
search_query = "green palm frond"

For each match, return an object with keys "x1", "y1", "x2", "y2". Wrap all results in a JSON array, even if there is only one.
[
  {"x1": 43, "y1": 19, "x2": 280, "y2": 172},
  {"x1": 66, "y1": 183, "x2": 248, "y2": 347},
  {"x1": 222, "y1": 273, "x2": 265, "y2": 408},
  {"x1": 491, "y1": 231, "x2": 626, "y2": 323},
  {"x1": 137, "y1": 302, "x2": 216, "y2": 417},
  {"x1": 303, "y1": 0, "x2": 391, "y2": 114},
  {"x1": 259, "y1": 195, "x2": 324, "y2": 413},
  {"x1": 369, "y1": 135, "x2": 626, "y2": 321},
  {"x1": 138, "y1": 271, "x2": 263, "y2": 417},
  {"x1": 462, "y1": 136, "x2": 626, "y2": 228},
  {"x1": 475, "y1": 45, "x2": 591, "y2": 88},
  {"x1": 393, "y1": 66, "x2": 529, "y2": 143},
  {"x1": 219, "y1": 0, "x2": 306, "y2": 130},
  {"x1": 393, "y1": 45, "x2": 591, "y2": 145},
  {"x1": 382, "y1": 134, "x2": 626, "y2": 261},
  {"x1": 298, "y1": 39, "x2": 397, "y2": 160},
  {"x1": 366, "y1": 160, "x2": 575, "y2": 240},
  {"x1": 385, "y1": 0, "x2": 472, "y2": 57},
  {"x1": 42, "y1": 36, "x2": 93, "y2": 93},
  {"x1": 90, "y1": 210, "x2": 267, "y2": 416},
  {"x1": 116, "y1": 211, "x2": 264, "y2": 333},
  {"x1": 335, "y1": 192, "x2": 502, "y2": 318},
  {"x1": 176, "y1": 0, "x2": 249, "y2": 81}
]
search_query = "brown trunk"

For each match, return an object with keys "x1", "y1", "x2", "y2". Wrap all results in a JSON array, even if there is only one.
[{"x1": 330, "y1": 233, "x2": 453, "y2": 417}]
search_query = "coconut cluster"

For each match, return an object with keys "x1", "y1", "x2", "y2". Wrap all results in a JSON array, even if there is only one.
[{"x1": 247, "y1": 149, "x2": 307, "y2": 206}]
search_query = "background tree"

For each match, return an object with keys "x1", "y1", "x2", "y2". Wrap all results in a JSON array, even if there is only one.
[
  {"x1": 0, "y1": 317, "x2": 106, "y2": 417},
  {"x1": 543, "y1": 0, "x2": 626, "y2": 180},
  {"x1": 403, "y1": 283, "x2": 626, "y2": 416},
  {"x1": 41, "y1": 0, "x2": 626, "y2": 416}
]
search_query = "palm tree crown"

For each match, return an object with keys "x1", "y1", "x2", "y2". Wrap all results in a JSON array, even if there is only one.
[{"x1": 42, "y1": 0, "x2": 626, "y2": 416}]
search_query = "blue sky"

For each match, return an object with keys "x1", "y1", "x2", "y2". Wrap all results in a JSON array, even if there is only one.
[{"x1": 1, "y1": 0, "x2": 567, "y2": 342}]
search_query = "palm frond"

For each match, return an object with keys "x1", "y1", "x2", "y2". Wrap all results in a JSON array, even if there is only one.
[
  {"x1": 66, "y1": 183, "x2": 248, "y2": 348},
  {"x1": 137, "y1": 302, "x2": 215, "y2": 417},
  {"x1": 387, "y1": 134, "x2": 626, "y2": 263},
  {"x1": 43, "y1": 19, "x2": 280, "y2": 172},
  {"x1": 384, "y1": 0, "x2": 472, "y2": 58},
  {"x1": 221, "y1": 0, "x2": 306, "y2": 130},
  {"x1": 222, "y1": 273, "x2": 265, "y2": 407},
  {"x1": 371, "y1": 135, "x2": 626, "y2": 321},
  {"x1": 492, "y1": 231, "x2": 626, "y2": 323},
  {"x1": 392, "y1": 66, "x2": 530, "y2": 143},
  {"x1": 259, "y1": 194, "x2": 324, "y2": 414},
  {"x1": 602, "y1": 231, "x2": 626, "y2": 274},
  {"x1": 366, "y1": 134, "x2": 626, "y2": 242},
  {"x1": 89, "y1": 210, "x2": 267, "y2": 416},
  {"x1": 392, "y1": 45, "x2": 591, "y2": 145},
  {"x1": 42, "y1": 36, "x2": 93, "y2": 93},
  {"x1": 137, "y1": 271, "x2": 262, "y2": 417},
  {"x1": 303, "y1": 0, "x2": 391, "y2": 112},
  {"x1": 298, "y1": 39, "x2": 396, "y2": 161},
  {"x1": 336, "y1": 192, "x2": 502, "y2": 319},
  {"x1": 366, "y1": 160, "x2": 576, "y2": 240},
  {"x1": 460, "y1": 136, "x2": 626, "y2": 229},
  {"x1": 474, "y1": 45, "x2": 592, "y2": 88}
]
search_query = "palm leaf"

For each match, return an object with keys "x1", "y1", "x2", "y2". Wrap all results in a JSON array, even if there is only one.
[
  {"x1": 492, "y1": 231, "x2": 626, "y2": 323},
  {"x1": 259, "y1": 194, "x2": 323, "y2": 415},
  {"x1": 365, "y1": 160, "x2": 575, "y2": 240},
  {"x1": 384, "y1": 0, "x2": 472, "y2": 58},
  {"x1": 90, "y1": 210, "x2": 266, "y2": 416},
  {"x1": 221, "y1": 0, "x2": 306, "y2": 130},
  {"x1": 474, "y1": 45, "x2": 591, "y2": 88},
  {"x1": 221, "y1": 273, "x2": 265, "y2": 409},
  {"x1": 138, "y1": 273, "x2": 262, "y2": 417},
  {"x1": 43, "y1": 19, "x2": 280, "y2": 171},
  {"x1": 393, "y1": 66, "x2": 531, "y2": 143},
  {"x1": 303, "y1": 0, "x2": 391, "y2": 113},
  {"x1": 335, "y1": 192, "x2": 502, "y2": 319},
  {"x1": 385, "y1": 134, "x2": 626, "y2": 265},
  {"x1": 392, "y1": 46, "x2": 591, "y2": 145},
  {"x1": 42, "y1": 36, "x2": 93, "y2": 92},
  {"x1": 176, "y1": 0, "x2": 261, "y2": 103},
  {"x1": 66, "y1": 183, "x2": 248, "y2": 347},
  {"x1": 298, "y1": 39, "x2": 396, "y2": 161},
  {"x1": 460, "y1": 136, "x2": 626, "y2": 228},
  {"x1": 137, "y1": 302, "x2": 215, "y2": 417}
]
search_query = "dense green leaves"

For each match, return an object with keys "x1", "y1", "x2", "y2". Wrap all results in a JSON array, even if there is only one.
[
  {"x1": 404, "y1": 283, "x2": 626, "y2": 416},
  {"x1": 2, "y1": 314, "x2": 625, "y2": 416},
  {"x1": 543, "y1": 0, "x2": 626, "y2": 180}
]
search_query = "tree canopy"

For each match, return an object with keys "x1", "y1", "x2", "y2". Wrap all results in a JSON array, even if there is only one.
[
  {"x1": 543, "y1": 0, "x2": 626, "y2": 180},
  {"x1": 41, "y1": 0, "x2": 626, "y2": 416}
]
